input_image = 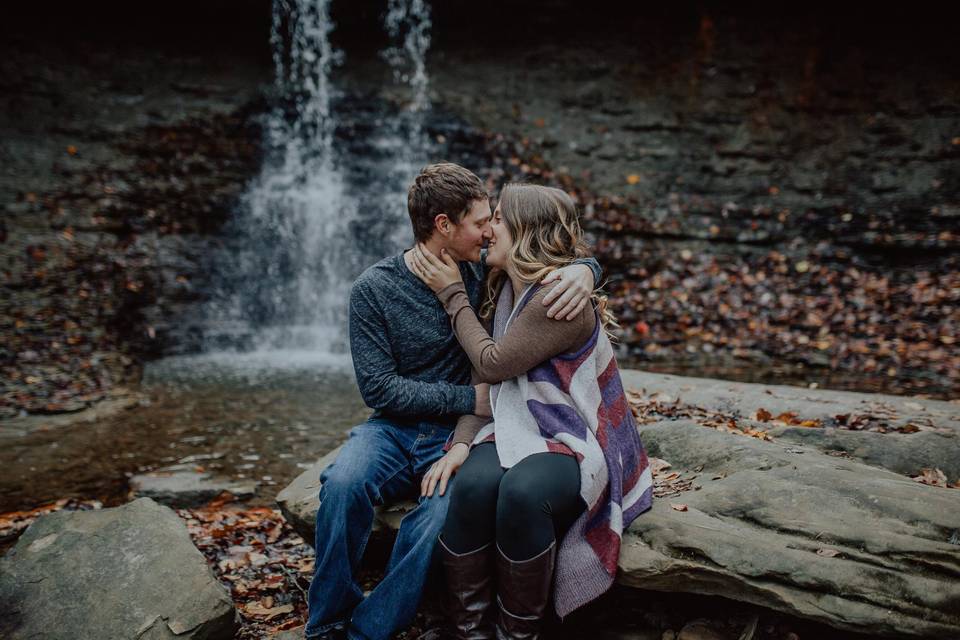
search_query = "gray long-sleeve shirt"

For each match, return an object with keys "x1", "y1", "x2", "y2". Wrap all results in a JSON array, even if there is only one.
[{"x1": 348, "y1": 251, "x2": 601, "y2": 427}]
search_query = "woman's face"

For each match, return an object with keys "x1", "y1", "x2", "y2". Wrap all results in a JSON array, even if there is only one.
[{"x1": 486, "y1": 202, "x2": 513, "y2": 268}]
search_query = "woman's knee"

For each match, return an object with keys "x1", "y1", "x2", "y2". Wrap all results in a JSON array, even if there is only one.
[
  {"x1": 448, "y1": 462, "x2": 501, "y2": 513},
  {"x1": 495, "y1": 473, "x2": 548, "y2": 521}
]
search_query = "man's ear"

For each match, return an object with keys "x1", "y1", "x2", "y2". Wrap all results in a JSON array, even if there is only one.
[{"x1": 434, "y1": 213, "x2": 452, "y2": 237}]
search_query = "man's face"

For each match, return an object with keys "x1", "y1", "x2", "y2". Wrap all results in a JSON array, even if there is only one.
[{"x1": 442, "y1": 198, "x2": 492, "y2": 263}]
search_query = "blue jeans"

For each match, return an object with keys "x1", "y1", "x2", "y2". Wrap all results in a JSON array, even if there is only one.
[{"x1": 305, "y1": 418, "x2": 453, "y2": 640}]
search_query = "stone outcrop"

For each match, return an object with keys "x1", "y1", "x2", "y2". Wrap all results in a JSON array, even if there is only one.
[
  {"x1": 624, "y1": 420, "x2": 960, "y2": 639},
  {"x1": 277, "y1": 371, "x2": 960, "y2": 638},
  {"x1": 621, "y1": 370, "x2": 960, "y2": 481},
  {"x1": 0, "y1": 497, "x2": 238, "y2": 639}
]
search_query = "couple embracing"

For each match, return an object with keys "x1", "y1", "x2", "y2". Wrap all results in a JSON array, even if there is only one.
[{"x1": 305, "y1": 163, "x2": 653, "y2": 640}]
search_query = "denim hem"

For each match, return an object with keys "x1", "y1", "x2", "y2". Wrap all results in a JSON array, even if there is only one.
[{"x1": 305, "y1": 617, "x2": 347, "y2": 638}]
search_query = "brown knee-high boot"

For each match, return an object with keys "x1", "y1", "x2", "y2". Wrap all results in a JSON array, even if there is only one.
[
  {"x1": 438, "y1": 534, "x2": 496, "y2": 640},
  {"x1": 494, "y1": 541, "x2": 556, "y2": 640}
]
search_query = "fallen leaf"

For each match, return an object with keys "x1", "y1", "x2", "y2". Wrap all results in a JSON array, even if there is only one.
[
  {"x1": 670, "y1": 503, "x2": 688, "y2": 512},
  {"x1": 913, "y1": 468, "x2": 949, "y2": 488},
  {"x1": 242, "y1": 601, "x2": 293, "y2": 620}
]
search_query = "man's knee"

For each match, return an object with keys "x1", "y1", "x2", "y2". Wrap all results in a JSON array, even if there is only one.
[
  {"x1": 421, "y1": 480, "x2": 454, "y2": 516},
  {"x1": 318, "y1": 423, "x2": 392, "y2": 503},
  {"x1": 318, "y1": 453, "x2": 384, "y2": 509},
  {"x1": 320, "y1": 461, "x2": 365, "y2": 499}
]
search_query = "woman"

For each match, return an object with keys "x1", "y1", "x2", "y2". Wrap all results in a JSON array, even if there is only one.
[{"x1": 409, "y1": 184, "x2": 653, "y2": 640}]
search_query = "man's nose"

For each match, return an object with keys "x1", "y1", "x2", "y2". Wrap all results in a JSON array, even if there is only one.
[{"x1": 482, "y1": 227, "x2": 493, "y2": 240}]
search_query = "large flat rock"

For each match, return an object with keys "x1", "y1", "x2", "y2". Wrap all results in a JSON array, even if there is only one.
[
  {"x1": 621, "y1": 370, "x2": 960, "y2": 481},
  {"x1": 278, "y1": 372, "x2": 960, "y2": 639},
  {"x1": 624, "y1": 420, "x2": 960, "y2": 639},
  {"x1": 0, "y1": 497, "x2": 238, "y2": 639}
]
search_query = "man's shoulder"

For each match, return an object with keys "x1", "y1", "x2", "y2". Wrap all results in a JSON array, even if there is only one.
[{"x1": 353, "y1": 254, "x2": 403, "y2": 293}]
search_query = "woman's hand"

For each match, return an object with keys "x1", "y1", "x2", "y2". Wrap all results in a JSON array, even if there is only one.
[
  {"x1": 541, "y1": 263, "x2": 594, "y2": 320},
  {"x1": 421, "y1": 443, "x2": 469, "y2": 498},
  {"x1": 410, "y1": 243, "x2": 463, "y2": 293}
]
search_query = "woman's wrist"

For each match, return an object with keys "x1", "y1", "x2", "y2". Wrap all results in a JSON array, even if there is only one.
[{"x1": 437, "y1": 281, "x2": 466, "y2": 298}]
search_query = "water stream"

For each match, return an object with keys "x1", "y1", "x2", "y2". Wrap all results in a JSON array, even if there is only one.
[
  {"x1": 201, "y1": 0, "x2": 433, "y2": 361},
  {"x1": 1, "y1": 0, "x2": 447, "y2": 512}
]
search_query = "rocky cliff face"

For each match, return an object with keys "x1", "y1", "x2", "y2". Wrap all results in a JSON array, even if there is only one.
[{"x1": 2, "y1": 4, "x2": 958, "y2": 418}]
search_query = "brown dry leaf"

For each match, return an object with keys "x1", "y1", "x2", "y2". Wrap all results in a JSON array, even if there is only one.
[
  {"x1": 648, "y1": 457, "x2": 672, "y2": 474},
  {"x1": 670, "y1": 503, "x2": 688, "y2": 512},
  {"x1": 798, "y1": 419, "x2": 822, "y2": 428},
  {"x1": 242, "y1": 601, "x2": 293, "y2": 620},
  {"x1": 755, "y1": 408, "x2": 773, "y2": 421},
  {"x1": 913, "y1": 468, "x2": 949, "y2": 488},
  {"x1": 775, "y1": 411, "x2": 799, "y2": 424}
]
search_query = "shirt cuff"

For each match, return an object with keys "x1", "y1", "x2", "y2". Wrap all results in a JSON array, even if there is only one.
[{"x1": 452, "y1": 384, "x2": 475, "y2": 415}]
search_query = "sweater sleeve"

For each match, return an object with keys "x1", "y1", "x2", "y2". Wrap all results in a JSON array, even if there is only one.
[
  {"x1": 450, "y1": 364, "x2": 493, "y2": 446},
  {"x1": 349, "y1": 279, "x2": 475, "y2": 416},
  {"x1": 436, "y1": 281, "x2": 594, "y2": 384}
]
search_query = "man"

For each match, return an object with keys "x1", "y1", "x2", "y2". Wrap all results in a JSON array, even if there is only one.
[{"x1": 305, "y1": 163, "x2": 602, "y2": 640}]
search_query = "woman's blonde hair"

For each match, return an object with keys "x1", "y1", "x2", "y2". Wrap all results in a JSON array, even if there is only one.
[{"x1": 480, "y1": 183, "x2": 618, "y2": 333}]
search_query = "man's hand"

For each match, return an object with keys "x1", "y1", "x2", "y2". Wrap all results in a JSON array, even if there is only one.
[
  {"x1": 421, "y1": 443, "x2": 469, "y2": 497},
  {"x1": 541, "y1": 263, "x2": 594, "y2": 320},
  {"x1": 474, "y1": 384, "x2": 492, "y2": 417},
  {"x1": 410, "y1": 243, "x2": 463, "y2": 293}
]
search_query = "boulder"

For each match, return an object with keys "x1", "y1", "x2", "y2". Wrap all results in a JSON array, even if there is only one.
[
  {"x1": 0, "y1": 497, "x2": 238, "y2": 639},
  {"x1": 620, "y1": 370, "x2": 960, "y2": 481},
  {"x1": 130, "y1": 463, "x2": 258, "y2": 508}
]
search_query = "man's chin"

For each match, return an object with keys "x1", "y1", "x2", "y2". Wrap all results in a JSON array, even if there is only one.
[{"x1": 459, "y1": 247, "x2": 483, "y2": 263}]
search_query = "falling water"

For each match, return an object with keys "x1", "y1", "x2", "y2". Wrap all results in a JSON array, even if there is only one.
[{"x1": 200, "y1": 0, "x2": 434, "y2": 367}]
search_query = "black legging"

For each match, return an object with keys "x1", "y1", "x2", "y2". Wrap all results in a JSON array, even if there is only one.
[{"x1": 442, "y1": 442, "x2": 586, "y2": 560}]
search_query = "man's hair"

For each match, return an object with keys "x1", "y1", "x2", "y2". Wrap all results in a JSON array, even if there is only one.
[{"x1": 407, "y1": 162, "x2": 487, "y2": 243}]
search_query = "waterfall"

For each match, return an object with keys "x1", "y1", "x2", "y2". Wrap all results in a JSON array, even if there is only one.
[{"x1": 200, "y1": 0, "x2": 433, "y2": 366}]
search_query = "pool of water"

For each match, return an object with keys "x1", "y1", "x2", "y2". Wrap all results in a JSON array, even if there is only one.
[{"x1": 0, "y1": 353, "x2": 371, "y2": 512}]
